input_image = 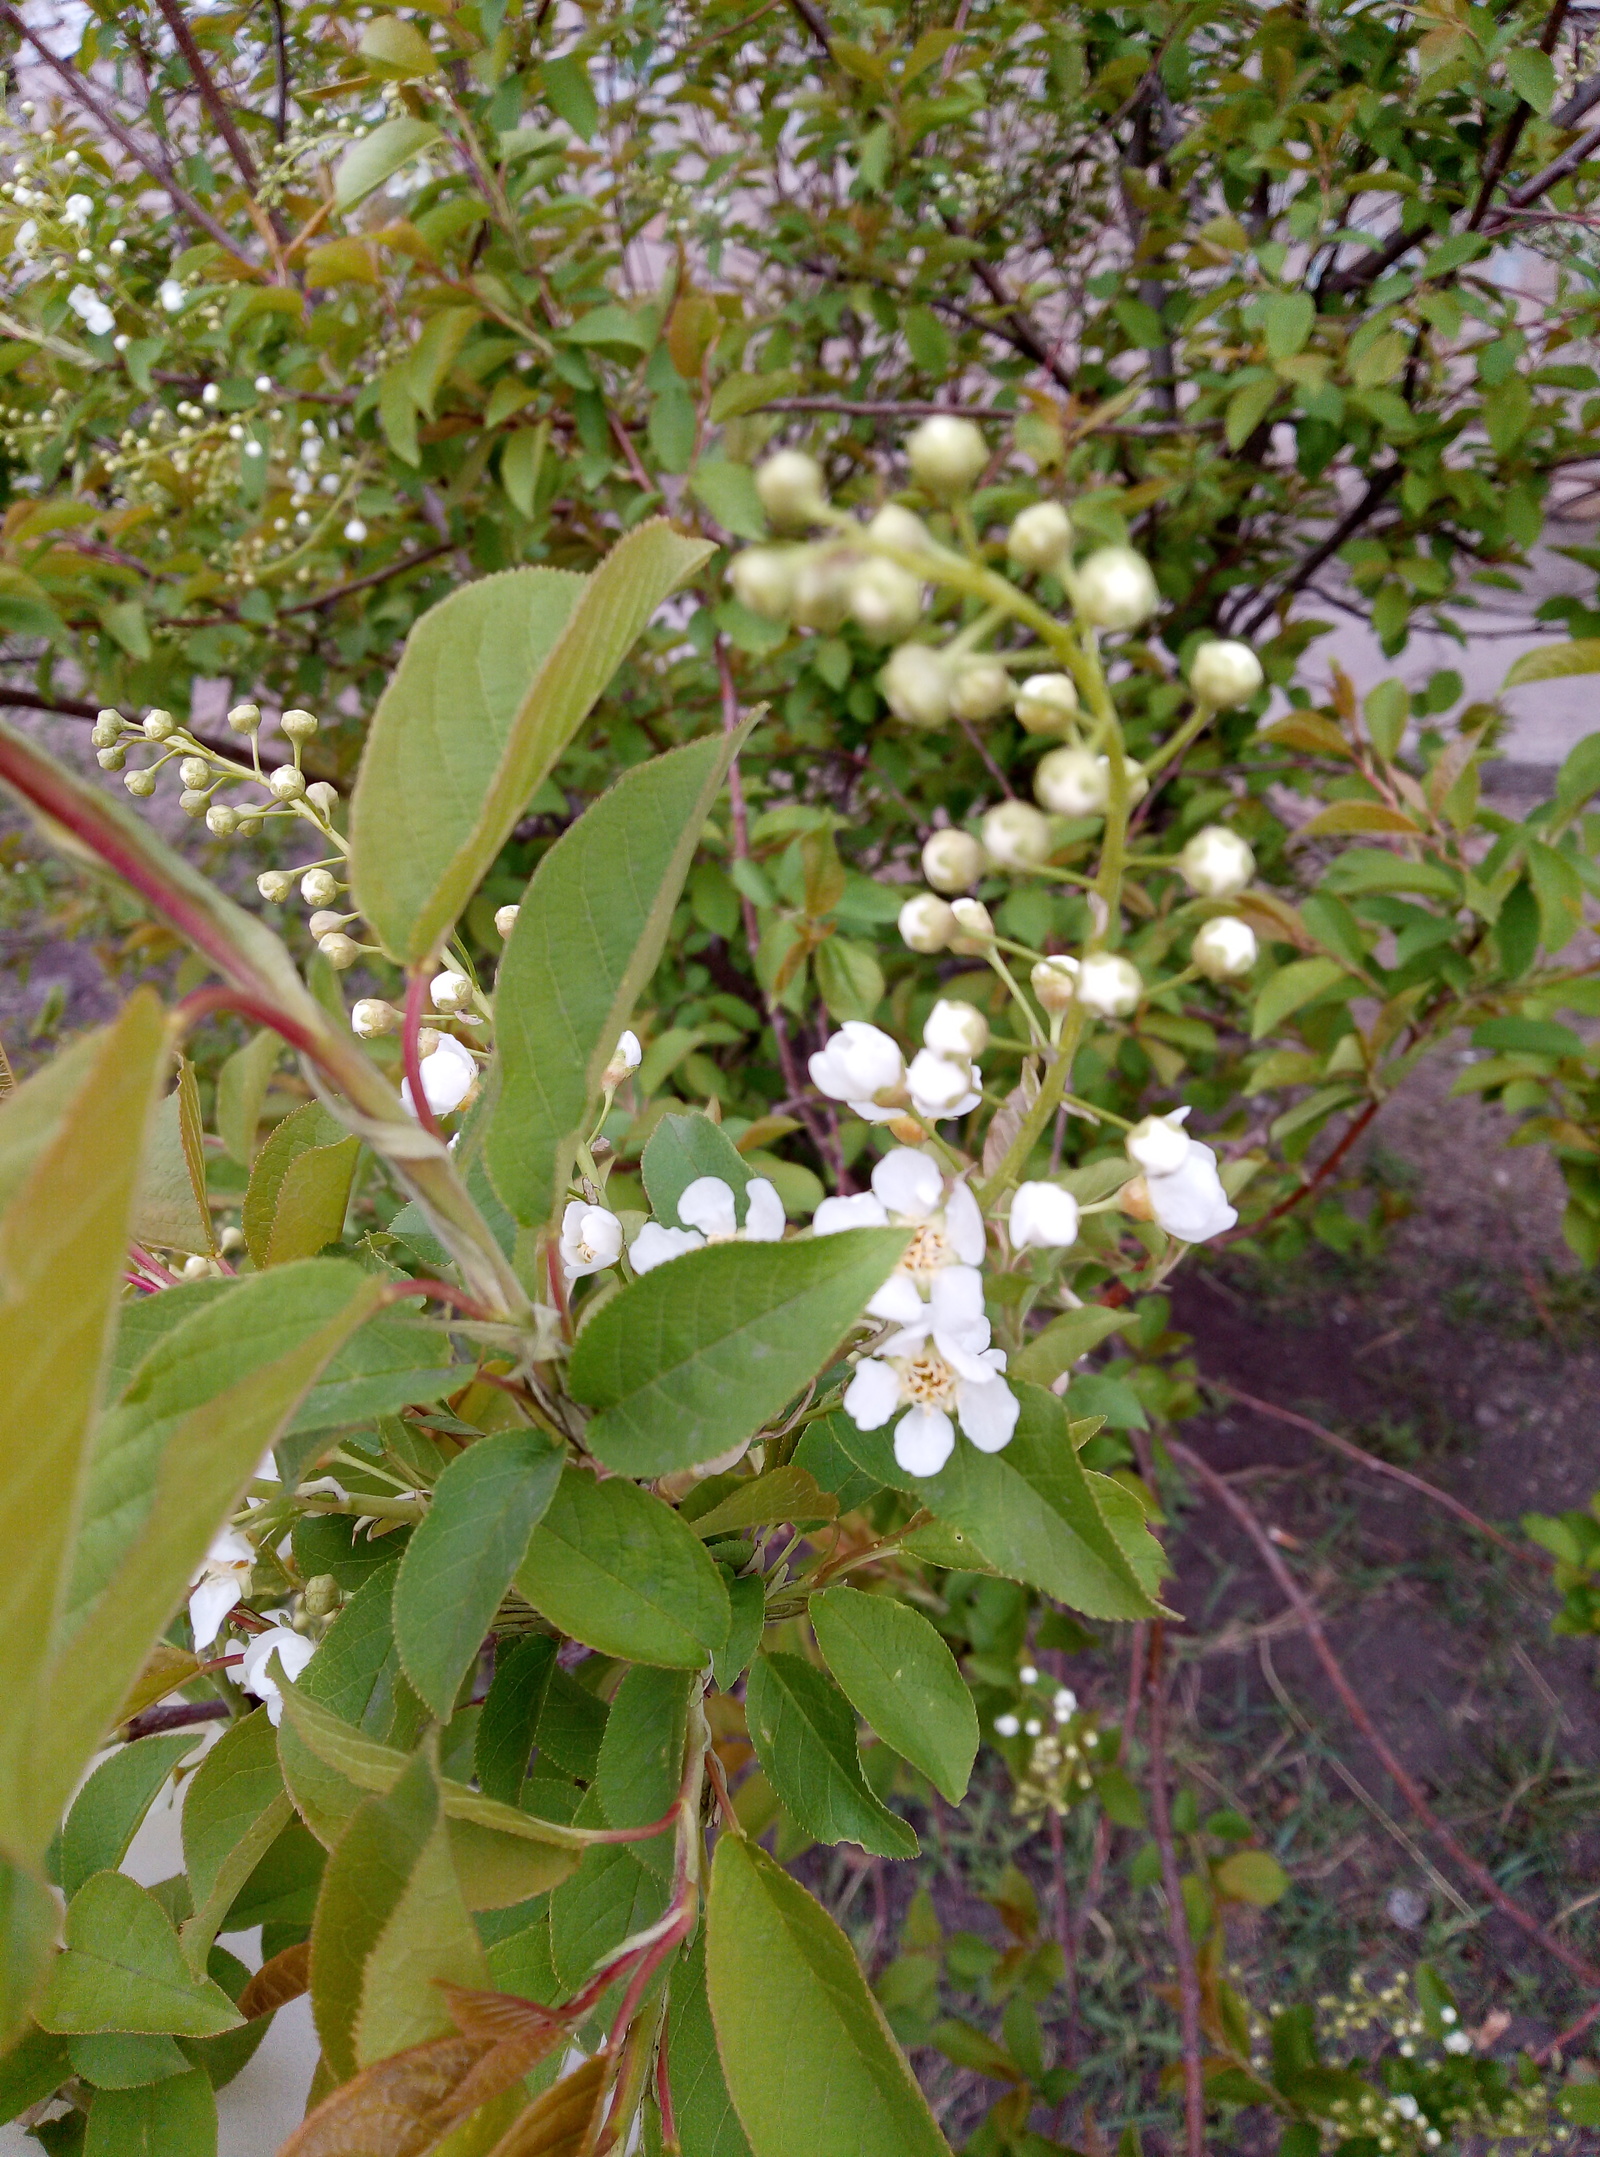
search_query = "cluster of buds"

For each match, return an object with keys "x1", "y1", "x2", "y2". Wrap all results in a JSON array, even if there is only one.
[
  {"x1": 95, "y1": 700, "x2": 339, "y2": 842},
  {"x1": 993, "y1": 1670, "x2": 1102, "y2": 1819}
]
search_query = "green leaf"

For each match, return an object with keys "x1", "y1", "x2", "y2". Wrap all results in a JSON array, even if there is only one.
[
  {"x1": 1472, "y1": 1016, "x2": 1584, "y2": 1060},
  {"x1": 83, "y1": 2066, "x2": 217, "y2": 2156},
  {"x1": 300, "y1": 1567, "x2": 429, "y2": 1752},
  {"x1": 813, "y1": 938, "x2": 885, "y2": 1023},
  {"x1": 1214, "y1": 1849, "x2": 1289, "y2": 1907},
  {"x1": 705, "y1": 1836, "x2": 950, "y2": 2157},
  {"x1": 549, "y1": 1817, "x2": 669, "y2": 1990},
  {"x1": 569, "y1": 1229, "x2": 908, "y2": 1478},
  {"x1": 281, "y1": 1304, "x2": 456, "y2": 1453},
  {"x1": 350, "y1": 522, "x2": 712, "y2": 967},
  {"x1": 378, "y1": 358, "x2": 420, "y2": 464},
  {"x1": 359, "y1": 15, "x2": 437, "y2": 75},
  {"x1": 835, "y1": 1386, "x2": 1164, "y2": 1620},
  {"x1": 475, "y1": 1634, "x2": 558, "y2": 1806},
  {"x1": 809, "y1": 1588, "x2": 977, "y2": 1805},
  {"x1": 664, "y1": 1931, "x2": 752, "y2": 2157},
  {"x1": 394, "y1": 1430, "x2": 564, "y2": 1717},
  {"x1": 1010, "y1": 1306, "x2": 1131, "y2": 1388},
  {"x1": 71, "y1": 2031, "x2": 190, "y2": 2088},
  {"x1": 132, "y1": 1090, "x2": 212, "y2": 1257},
  {"x1": 215, "y1": 1029, "x2": 280, "y2": 1166},
  {"x1": 690, "y1": 461, "x2": 768, "y2": 541},
  {"x1": 1506, "y1": 45, "x2": 1556, "y2": 112},
  {"x1": 595, "y1": 1666, "x2": 691, "y2": 1876},
  {"x1": 60, "y1": 1735, "x2": 200, "y2": 1899},
  {"x1": 0, "y1": 1860, "x2": 60, "y2": 2053},
  {"x1": 543, "y1": 50, "x2": 600, "y2": 138},
  {"x1": 1556, "y1": 729, "x2": 1600, "y2": 818},
  {"x1": 1294, "y1": 801, "x2": 1419, "y2": 838},
  {"x1": 0, "y1": 2023, "x2": 74, "y2": 2116},
  {"x1": 0, "y1": 991, "x2": 168, "y2": 1863},
  {"x1": 333, "y1": 115, "x2": 442, "y2": 211},
  {"x1": 180, "y1": 1710, "x2": 293, "y2": 1963},
  {"x1": 242, "y1": 1102, "x2": 359, "y2": 1267},
  {"x1": 744, "y1": 1652, "x2": 917, "y2": 1858},
  {"x1": 1504, "y1": 640, "x2": 1600, "y2": 688},
  {"x1": 641, "y1": 1113, "x2": 753, "y2": 1228},
  {"x1": 905, "y1": 305, "x2": 952, "y2": 374},
  {"x1": 37, "y1": 1874, "x2": 242, "y2": 2038},
  {"x1": 1225, "y1": 376, "x2": 1278, "y2": 451},
  {"x1": 684, "y1": 1466, "x2": 836, "y2": 1537},
  {"x1": 1261, "y1": 291, "x2": 1314, "y2": 362},
  {"x1": 516, "y1": 1469, "x2": 730, "y2": 1666},
  {"x1": 713, "y1": 1575, "x2": 766, "y2": 1694},
  {"x1": 1250, "y1": 956, "x2": 1349, "y2": 1039},
  {"x1": 486, "y1": 734, "x2": 741, "y2": 1227},
  {"x1": 309, "y1": 1740, "x2": 485, "y2": 2082}
]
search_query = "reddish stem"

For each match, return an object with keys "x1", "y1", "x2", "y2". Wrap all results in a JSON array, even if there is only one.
[
  {"x1": 655, "y1": 2022, "x2": 679, "y2": 2152},
  {"x1": 402, "y1": 972, "x2": 444, "y2": 1143},
  {"x1": 1223, "y1": 1098, "x2": 1379, "y2": 1242}
]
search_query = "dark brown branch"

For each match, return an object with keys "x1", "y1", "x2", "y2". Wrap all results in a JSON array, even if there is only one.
[
  {"x1": 1169, "y1": 1438, "x2": 1600, "y2": 1995},
  {"x1": 151, "y1": 0, "x2": 263, "y2": 191},
  {"x1": 123, "y1": 1698, "x2": 230, "y2": 1741},
  {"x1": 280, "y1": 539, "x2": 455, "y2": 616},
  {"x1": 1219, "y1": 1096, "x2": 1381, "y2": 1234},
  {"x1": 1231, "y1": 471, "x2": 1400, "y2": 639},
  {"x1": 1146, "y1": 1623, "x2": 1206, "y2": 2157},
  {"x1": 1490, "y1": 118, "x2": 1600, "y2": 221},
  {"x1": 781, "y1": 0, "x2": 832, "y2": 55},
  {"x1": 1469, "y1": 0, "x2": 1572, "y2": 229},
  {"x1": 0, "y1": 3, "x2": 246, "y2": 259}
]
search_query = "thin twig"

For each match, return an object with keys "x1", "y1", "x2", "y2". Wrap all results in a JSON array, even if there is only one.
[
  {"x1": 150, "y1": 0, "x2": 263, "y2": 192},
  {"x1": 1146, "y1": 1623, "x2": 1206, "y2": 2157},
  {"x1": 1221, "y1": 1097, "x2": 1379, "y2": 1239},
  {"x1": 1170, "y1": 1438, "x2": 1600, "y2": 1994}
]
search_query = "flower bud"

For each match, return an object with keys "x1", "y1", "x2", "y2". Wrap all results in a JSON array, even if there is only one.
[
  {"x1": 178, "y1": 756, "x2": 210, "y2": 789},
  {"x1": 300, "y1": 868, "x2": 340, "y2": 907},
  {"x1": 417, "y1": 1027, "x2": 443, "y2": 1058},
  {"x1": 1193, "y1": 915, "x2": 1258, "y2": 981},
  {"x1": 949, "y1": 896, "x2": 994, "y2": 949},
  {"x1": 1031, "y1": 955, "x2": 1079, "y2": 1011},
  {"x1": 182, "y1": 1253, "x2": 212, "y2": 1280},
  {"x1": 1076, "y1": 951, "x2": 1142, "y2": 1018},
  {"x1": 899, "y1": 892, "x2": 955, "y2": 954},
  {"x1": 430, "y1": 969, "x2": 473, "y2": 1013},
  {"x1": 90, "y1": 708, "x2": 124, "y2": 748},
  {"x1": 179, "y1": 788, "x2": 209, "y2": 818},
  {"x1": 981, "y1": 800, "x2": 1052, "y2": 870},
  {"x1": 142, "y1": 708, "x2": 177, "y2": 741},
  {"x1": 269, "y1": 766, "x2": 307, "y2": 802},
  {"x1": 906, "y1": 1047, "x2": 982, "y2": 1120},
  {"x1": 603, "y1": 1028, "x2": 642, "y2": 1088},
  {"x1": 124, "y1": 767, "x2": 157, "y2": 797},
  {"x1": 237, "y1": 816, "x2": 264, "y2": 840},
  {"x1": 1014, "y1": 672, "x2": 1079, "y2": 735},
  {"x1": 257, "y1": 871, "x2": 293, "y2": 902},
  {"x1": 921, "y1": 827, "x2": 986, "y2": 894},
  {"x1": 1179, "y1": 825, "x2": 1254, "y2": 900},
  {"x1": 907, "y1": 415, "x2": 987, "y2": 498},
  {"x1": 1007, "y1": 501, "x2": 1073, "y2": 573},
  {"x1": 281, "y1": 706, "x2": 319, "y2": 741},
  {"x1": 318, "y1": 931, "x2": 361, "y2": 969},
  {"x1": 755, "y1": 448, "x2": 827, "y2": 530},
  {"x1": 1010, "y1": 1181, "x2": 1080, "y2": 1249},
  {"x1": 302, "y1": 1573, "x2": 342, "y2": 1619},
  {"x1": 866, "y1": 503, "x2": 932, "y2": 555},
  {"x1": 950, "y1": 658, "x2": 1013, "y2": 723},
  {"x1": 494, "y1": 903, "x2": 520, "y2": 939},
  {"x1": 729, "y1": 545, "x2": 799, "y2": 623},
  {"x1": 308, "y1": 910, "x2": 347, "y2": 939},
  {"x1": 792, "y1": 548, "x2": 855, "y2": 632},
  {"x1": 351, "y1": 997, "x2": 399, "y2": 1038},
  {"x1": 1127, "y1": 1110, "x2": 1192, "y2": 1177},
  {"x1": 1035, "y1": 746, "x2": 1109, "y2": 818},
  {"x1": 1188, "y1": 639, "x2": 1264, "y2": 708},
  {"x1": 1072, "y1": 546, "x2": 1158, "y2": 631},
  {"x1": 226, "y1": 700, "x2": 261, "y2": 734},
  {"x1": 848, "y1": 557, "x2": 923, "y2": 642},
  {"x1": 305, "y1": 781, "x2": 339, "y2": 818},
  {"x1": 924, "y1": 998, "x2": 989, "y2": 1059},
  {"x1": 205, "y1": 802, "x2": 238, "y2": 835},
  {"x1": 96, "y1": 744, "x2": 126, "y2": 771},
  {"x1": 882, "y1": 643, "x2": 951, "y2": 728}
]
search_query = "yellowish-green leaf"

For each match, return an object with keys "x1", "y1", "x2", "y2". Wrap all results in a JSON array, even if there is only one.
[
  {"x1": 1250, "y1": 955, "x2": 1349, "y2": 1039},
  {"x1": 243, "y1": 1101, "x2": 360, "y2": 1267},
  {"x1": 36, "y1": 1873, "x2": 241, "y2": 2038},
  {"x1": 359, "y1": 14, "x2": 438, "y2": 76},
  {"x1": 132, "y1": 1088, "x2": 213, "y2": 1257},
  {"x1": 334, "y1": 114, "x2": 443, "y2": 211},
  {"x1": 1503, "y1": 640, "x2": 1600, "y2": 688},
  {"x1": 1295, "y1": 800, "x2": 1420, "y2": 837}
]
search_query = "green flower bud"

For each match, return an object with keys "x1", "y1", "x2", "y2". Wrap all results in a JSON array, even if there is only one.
[
  {"x1": 866, "y1": 503, "x2": 933, "y2": 555},
  {"x1": 302, "y1": 1573, "x2": 342, "y2": 1619},
  {"x1": 898, "y1": 891, "x2": 956, "y2": 953},
  {"x1": 1007, "y1": 500, "x2": 1073, "y2": 573},
  {"x1": 318, "y1": 931, "x2": 361, "y2": 969},
  {"x1": 1031, "y1": 955, "x2": 1079, "y2": 1012},
  {"x1": 848, "y1": 557, "x2": 923, "y2": 643},
  {"x1": 792, "y1": 548, "x2": 855, "y2": 632},
  {"x1": 227, "y1": 700, "x2": 262, "y2": 734},
  {"x1": 90, "y1": 708, "x2": 125, "y2": 748},
  {"x1": 305, "y1": 781, "x2": 339, "y2": 818},
  {"x1": 729, "y1": 545, "x2": 799, "y2": 623},
  {"x1": 124, "y1": 767, "x2": 157, "y2": 797},
  {"x1": 494, "y1": 903, "x2": 520, "y2": 939},
  {"x1": 206, "y1": 802, "x2": 238, "y2": 836},
  {"x1": 257, "y1": 871, "x2": 293, "y2": 902},
  {"x1": 907, "y1": 415, "x2": 988, "y2": 499},
  {"x1": 950, "y1": 658, "x2": 1014, "y2": 723},
  {"x1": 1072, "y1": 547, "x2": 1159, "y2": 631},
  {"x1": 96, "y1": 744, "x2": 126, "y2": 771},
  {"x1": 921, "y1": 827, "x2": 986, "y2": 893},
  {"x1": 300, "y1": 868, "x2": 340, "y2": 907},
  {"x1": 280, "y1": 707, "x2": 319, "y2": 741},
  {"x1": 142, "y1": 708, "x2": 177, "y2": 741},
  {"x1": 755, "y1": 449, "x2": 827, "y2": 531},
  {"x1": 1014, "y1": 672, "x2": 1079, "y2": 735},
  {"x1": 1187, "y1": 639, "x2": 1264, "y2": 708},
  {"x1": 179, "y1": 788, "x2": 210, "y2": 818},
  {"x1": 178, "y1": 756, "x2": 210, "y2": 789},
  {"x1": 881, "y1": 642, "x2": 951, "y2": 728},
  {"x1": 981, "y1": 800, "x2": 1052, "y2": 870},
  {"x1": 269, "y1": 765, "x2": 307, "y2": 802}
]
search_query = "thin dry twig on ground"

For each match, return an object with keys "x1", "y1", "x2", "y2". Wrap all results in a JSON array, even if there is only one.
[
  {"x1": 1145, "y1": 1622, "x2": 1207, "y2": 2157},
  {"x1": 1170, "y1": 1438, "x2": 1600, "y2": 1997}
]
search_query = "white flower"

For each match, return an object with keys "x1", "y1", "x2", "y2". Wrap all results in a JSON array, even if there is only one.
[
  {"x1": 188, "y1": 1529, "x2": 254, "y2": 1651},
  {"x1": 1390, "y1": 2096, "x2": 1420, "y2": 2120},
  {"x1": 66, "y1": 284, "x2": 114, "y2": 337},
  {"x1": 899, "y1": 892, "x2": 955, "y2": 954},
  {"x1": 1442, "y1": 2030, "x2": 1471, "y2": 2055},
  {"x1": 1014, "y1": 672, "x2": 1079, "y2": 735},
  {"x1": 1136, "y1": 1133, "x2": 1237, "y2": 1244},
  {"x1": 809, "y1": 1021, "x2": 907, "y2": 1122},
  {"x1": 1031, "y1": 955, "x2": 1079, "y2": 1012},
  {"x1": 921, "y1": 828, "x2": 986, "y2": 894},
  {"x1": 1188, "y1": 639, "x2": 1264, "y2": 708},
  {"x1": 494, "y1": 903, "x2": 520, "y2": 939},
  {"x1": 907, "y1": 415, "x2": 988, "y2": 498},
  {"x1": 351, "y1": 998, "x2": 398, "y2": 1039},
  {"x1": 1127, "y1": 1110, "x2": 1194, "y2": 1178},
  {"x1": 906, "y1": 1048, "x2": 981, "y2": 1121},
  {"x1": 948, "y1": 898, "x2": 993, "y2": 949},
  {"x1": 1179, "y1": 825, "x2": 1255, "y2": 900},
  {"x1": 1035, "y1": 746, "x2": 1109, "y2": 818},
  {"x1": 629, "y1": 1176, "x2": 785, "y2": 1273},
  {"x1": 159, "y1": 278, "x2": 185, "y2": 312},
  {"x1": 400, "y1": 1033, "x2": 478, "y2": 1118},
  {"x1": 1052, "y1": 1687, "x2": 1077, "y2": 1721},
  {"x1": 994, "y1": 1712, "x2": 1021, "y2": 1738},
  {"x1": 343, "y1": 518, "x2": 368, "y2": 544},
  {"x1": 882, "y1": 644, "x2": 951, "y2": 729},
  {"x1": 843, "y1": 1267, "x2": 1018, "y2": 1474},
  {"x1": 1009, "y1": 1182, "x2": 1080, "y2": 1249},
  {"x1": 755, "y1": 448, "x2": 827, "y2": 529},
  {"x1": 981, "y1": 800, "x2": 1051, "y2": 869},
  {"x1": 793, "y1": 550, "x2": 855, "y2": 632},
  {"x1": 15, "y1": 220, "x2": 38, "y2": 257},
  {"x1": 815, "y1": 1146, "x2": 985, "y2": 1321},
  {"x1": 924, "y1": 999, "x2": 988, "y2": 1060},
  {"x1": 1075, "y1": 952, "x2": 1142, "y2": 1018},
  {"x1": 1008, "y1": 501, "x2": 1073, "y2": 573},
  {"x1": 1072, "y1": 546, "x2": 1159, "y2": 631},
  {"x1": 603, "y1": 1029, "x2": 642, "y2": 1088},
  {"x1": 560, "y1": 1201, "x2": 623, "y2": 1280},
  {"x1": 1193, "y1": 916, "x2": 1258, "y2": 981},
  {"x1": 63, "y1": 192, "x2": 92, "y2": 226},
  {"x1": 238, "y1": 1624, "x2": 315, "y2": 1725}
]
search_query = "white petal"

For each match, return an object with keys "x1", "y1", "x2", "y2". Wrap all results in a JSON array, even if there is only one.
[
  {"x1": 906, "y1": 1049, "x2": 976, "y2": 1119},
  {"x1": 880, "y1": 1318, "x2": 935, "y2": 1360},
  {"x1": 843, "y1": 1358, "x2": 902, "y2": 1431},
  {"x1": 814, "y1": 1193, "x2": 890, "y2": 1236},
  {"x1": 848, "y1": 1098, "x2": 905, "y2": 1124},
  {"x1": 937, "y1": 1327, "x2": 999, "y2": 1383},
  {"x1": 629, "y1": 1223, "x2": 706, "y2": 1274},
  {"x1": 929, "y1": 1264, "x2": 987, "y2": 1331},
  {"x1": 870, "y1": 1147, "x2": 943, "y2": 1221},
  {"x1": 206, "y1": 1527, "x2": 254, "y2": 1570},
  {"x1": 679, "y1": 1177, "x2": 739, "y2": 1239},
  {"x1": 1126, "y1": 1110, "x2": 1192, "y2": 1177},
  {"x1": 615, "y1": 1029, "x2": 642, "y2": 1070},
  {"x1": 866, "y1": 1271, "x2": 926, "y2": 1324},
  {"x1": 957, "y1": 1374, "x2": 1020, "y2": 1453},
  {"x1": 811, "y1": 1023, "x2": 904, "y2": 1105},
  {"x1": 1009, "y1": 1182, "x2": 1080, "y2": 1250},
  {"x1": 944, "y1": 1180, "x2": 986, "y2": 1264},
  {"x1": 895, "y1": 1405, "x2": 955, "y2": 1476},
  {"x1": 1146, "y1": 1141, "x2": 1237, "y2": 1243},
  {"x1": 189, "y1": 1575, "x2": 242, "y2": 1651},
  {"x1": 741, "y1": 1178, "x2": 785, "y2": 1240}
]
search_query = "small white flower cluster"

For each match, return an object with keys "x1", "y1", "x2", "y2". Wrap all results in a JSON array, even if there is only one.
[
  {"x1": 1124, "y1": 1109, "x2": 1237, "y2": 1242},
  {"x1": 557, "y1": 1152, "x2": 786, "y2": 1287},
  {"x1": 184, "y1": 1458, "x2": 316, "y2": 1724},
  {"x1": 809, "y1": 1016, "x2": 982, "y2": 1127}
]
